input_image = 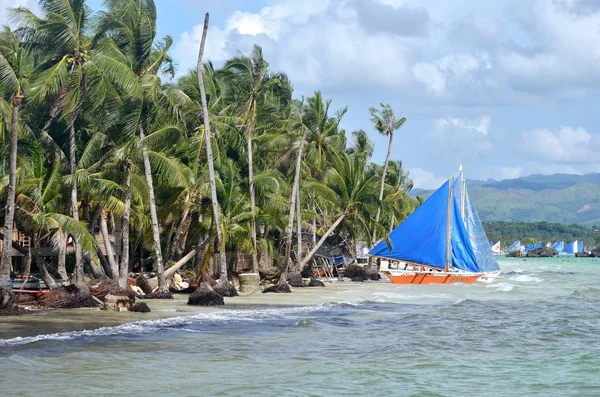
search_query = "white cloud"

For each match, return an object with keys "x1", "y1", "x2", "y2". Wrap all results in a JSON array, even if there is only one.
[
  {"x1": 173, "y1": 0, "x2": 419, "y2": 88},
  {"x1": 0, "y1": 0, "x2": 36, "y2": 27},
  {"x1": 409, "y1": 167, "x2": 447, "y2": 189},
  {"x1": 498, "y1": 0, "x2": 600, "y2": 90},
  {"x1": 412, "y1": 52, "x2": 492, "y2": 97},
  {"x1": 434, "y1": 116, "x2": 491, "y2": 136},
  {"x1": 521, "y1": 126, "x2": 600, "y2": 164}
]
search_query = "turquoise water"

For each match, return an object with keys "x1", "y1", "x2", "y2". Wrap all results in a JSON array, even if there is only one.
[{"x1": 2, "y1": 256, "x2": 600, "y2": 396}]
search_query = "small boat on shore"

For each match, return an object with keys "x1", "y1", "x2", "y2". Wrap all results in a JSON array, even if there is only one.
[{"x1": 369, "y1": 167, "x2": 501, "y2": 284}]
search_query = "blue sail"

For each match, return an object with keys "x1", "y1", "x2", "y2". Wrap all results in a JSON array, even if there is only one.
[
  {"x1": 454, "y1": 180, "x2": 500, "y2": 272},
  {"x1": 368, "y1": 180, "x2": 450, "y2": 269},
  {"x1": 578, "y1": 241, "x2": 584, "y2": 252},
  {"x1": 507, "y1": 241, "x2": 521, "y2": 252},
  {"x1": 563, "y1": 241, "x2": 576, "y2": 254},
  {"x1": 450, "y1": 193, "x2": 480, "y2": 272},
  {"x1": 552, "y1": 241, "x2": 564, "y2": 253}
]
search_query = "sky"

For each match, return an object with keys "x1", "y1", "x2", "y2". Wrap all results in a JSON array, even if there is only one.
[{"x1": 2, "y1": 0, "x2": 600, "y2": 188}]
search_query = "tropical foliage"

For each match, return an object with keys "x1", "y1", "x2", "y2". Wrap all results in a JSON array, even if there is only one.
[{"x1": 0, "y1": 0, "x2": 416, "y2": 307}]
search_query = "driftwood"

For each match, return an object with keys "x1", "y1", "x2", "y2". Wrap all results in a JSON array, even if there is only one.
[
  {"x1": 188, "y1": 283, "x2": 224, "y2": 306},
  {"x1": 146, "y1": 248, "x2": 200, "y2": 289}
]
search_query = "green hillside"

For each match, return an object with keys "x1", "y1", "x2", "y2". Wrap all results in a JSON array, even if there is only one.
[
  {"x1": 483, "y1": 221, "x2": 599, "y2": 248},
  {"x1": 411, "y1": 174, "x2": 600, "y2": 225}
]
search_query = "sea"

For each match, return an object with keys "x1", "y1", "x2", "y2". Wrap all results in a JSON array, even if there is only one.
[{"x1": 1, "y1": 256, "x2": 600, "y2": 397}]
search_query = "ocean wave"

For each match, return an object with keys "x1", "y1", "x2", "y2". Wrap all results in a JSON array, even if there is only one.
[
  {"x1": 511, "y1": 274, "x2": 543, "y2": 283},
  {"x1": 486, "y1": 282, "x2": 515, "y2": 292},
  {"x1": 371, "y1": 291, "x2": 455, "y2": 303},
  {"x1": 0, "y1": 303, "x2": 355, "y2": 348}
]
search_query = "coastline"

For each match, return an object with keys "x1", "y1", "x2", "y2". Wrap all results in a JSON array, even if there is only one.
[{"x1": 0, "y1": 281, "x2": 385, "y2": 341}]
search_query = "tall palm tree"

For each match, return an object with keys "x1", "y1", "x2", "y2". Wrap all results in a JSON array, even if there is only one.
[
  {"x1": 196, "y1": 12, "x2": 236, "y2": 295},
  {"x1": 221, "y1": 45, "x2": 291, "y2": 273},
  {"x1": 96, "y1": 0, "x2": 179, "y2": 292},
  {"x1": 0, "y1": 27, "x2": 32, "y2": 309},
  {"x1": 369, "y1": 103, "x2": 406, "y2": 244}
]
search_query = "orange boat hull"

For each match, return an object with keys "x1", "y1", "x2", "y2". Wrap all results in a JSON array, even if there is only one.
[{"x1": 382, "y1": 271, "x2": 481, "y2": 285}]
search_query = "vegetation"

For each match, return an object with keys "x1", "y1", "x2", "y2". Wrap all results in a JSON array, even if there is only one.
[
  {"x1": 0, "y1": 1, "x2": 416, "y2": 308},
  {"x1": 483, "y1": 221, "x2": 598, "y2": 248}
]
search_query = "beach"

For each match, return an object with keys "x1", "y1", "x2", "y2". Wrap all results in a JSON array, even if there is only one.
[{"x1": 2, "y1": 256, "x2": 600, "y2": 396}]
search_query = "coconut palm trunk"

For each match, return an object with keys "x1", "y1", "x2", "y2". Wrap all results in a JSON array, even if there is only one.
[
  {"x1": 196, "y1": 13, "x2": 232, "y2": 290},
  {"x1": 99, "y1": 210, "x2": 118, "y2": 279},
  {"x1": 300, "y1": 212, "x2": 346, "y2": 268},
  {"x1": 247, "y1": 127, "x2": 259, "y2": 274},
  {"x1": 57, "y1": 232, "x2": 68, "y2": 280},
  {"x1": 119, "y1": 163, "x2": 132, "y2": 288},
  {"x1": 68, "y1": 120, "x2": 85, "y2": 287},
  {"x1": 0, "y1": 94, "x2": 22, "y2": 309},
  {"x1": 140, "y1": 125, "x2": 167, "y2": 291},
  {"x1": 279, "y1": 128, "x2": 307, "y2": 285},
  {"x1": 296, "y1": 186, "x2": 302, "y2": 271},
  {"x1": 372, "y1": 132, "x2": 393, "y2": 243}
]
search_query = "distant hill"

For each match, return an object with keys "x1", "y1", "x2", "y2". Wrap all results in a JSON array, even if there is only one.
[{"x1": 411, "y1": 173, "x2": 600, "y2": 225}]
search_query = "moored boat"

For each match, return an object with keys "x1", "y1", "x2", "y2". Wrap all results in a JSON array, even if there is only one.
[{"x1": 369, "y1": 167, "x2": 501, "y2": 284}]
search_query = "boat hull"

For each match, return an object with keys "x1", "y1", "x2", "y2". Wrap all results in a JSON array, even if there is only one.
[{"x1": 382, "y1": 270, "x2": 482, "y2": 285}]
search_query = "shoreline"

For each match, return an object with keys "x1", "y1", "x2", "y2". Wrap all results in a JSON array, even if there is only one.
[{"x1": 0, "y1": 281, "x2": 384, "y2": 341}]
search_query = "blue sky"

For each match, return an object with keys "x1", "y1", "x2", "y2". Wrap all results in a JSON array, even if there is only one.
[{"x1": 3, "y1": 0, "x2": 600, "y2": 188}]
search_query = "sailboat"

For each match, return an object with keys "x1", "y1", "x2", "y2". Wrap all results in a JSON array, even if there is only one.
[
  {"x1": 507, "y1": 240, "x2": 521, "y2": 253},
  {"x1": 369, "y1": 167, "x2": 501, "y2": 284},
  {"x1": 563, "y1": 241, "x2": 578, "y2": 254},
  {"x1": 491, "y1": 241, "x2": 501, "y2": 254},
  {"x1": 552, "y1": 241, "x2": 564, "y2": 253}
]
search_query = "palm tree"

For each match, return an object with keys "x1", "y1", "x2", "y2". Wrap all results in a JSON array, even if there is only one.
[
  {"x1": 0, "y1": 27, "x2": 32, "y2": 309},
  {"x1": 369, "y1": 103, "x2": 406, "y2": 245},
  {"x1": 278, "y1": 102, "x2": 307, "y2": 285},
  {"x1": 14, "y1": 0, "x2": 133, "y2": 287},
  {"x1": 221, "y1": 44, "x2": 289, "y2": 274},
  {"x1": 15, "y1": 145, "x2": 97, "y2": 289},
  {"x1": 196, "y1": 12, "x2": 236, "y2": 295},
  {"x1": 96, "y1": 0, "x2": 180, "y2": 292},
  {"x1": 301, "y1": 152, "x2": 379, "y2": 267}
]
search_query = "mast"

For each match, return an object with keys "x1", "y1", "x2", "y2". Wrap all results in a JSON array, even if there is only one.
[{"x1": 445, "y1": 178, "x2": 453, "y2": 272}]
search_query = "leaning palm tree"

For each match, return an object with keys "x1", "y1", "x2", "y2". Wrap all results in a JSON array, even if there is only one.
[
  {"x1": 300, "y1": 151, "x2": 379, "y2": 268},
  {"x1": 369, "y1": 103, "x2": 406, "y2": 244},
  {"x1": 0, "y1": 27, "x2": 32, "y2": 309}
]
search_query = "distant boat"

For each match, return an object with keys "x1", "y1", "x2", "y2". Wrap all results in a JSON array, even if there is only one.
[
  {"x1": 369, "y1": 168, "x2": 501, "y2": 284},
  {"x1": 507, "y1": 241, "x2": 521, "y2": 253},
  {"x1": 491, "y1": 241, "x2": 501, "y2": 254},
  {"x1": 578, "y1": 241, "x2": 584, "y2": 252},
  {"x1": 552, "y1": 241, "x2": 564, "y2": 253},
  {"x1": 563, "y1": 240, "x2": 578, "y2": 254}
]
